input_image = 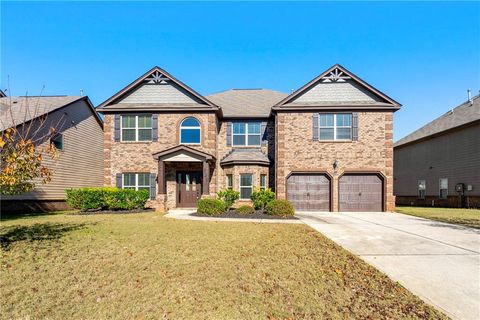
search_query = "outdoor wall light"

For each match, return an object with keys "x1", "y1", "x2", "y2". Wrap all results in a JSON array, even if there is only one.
[{"x1": 333, "y1": 160, "x2": 338, "y2": 170}]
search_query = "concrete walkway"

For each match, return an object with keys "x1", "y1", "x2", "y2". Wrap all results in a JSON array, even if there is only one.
[
  {"x1": 165, "y1": 209, "x2": 303, "y2": 224},
  {"x1": 297, "y1": 211, "x2": 480, "y2": 320}
]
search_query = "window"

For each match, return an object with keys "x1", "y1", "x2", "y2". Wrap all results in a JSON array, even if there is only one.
[
  {"x1": 121, "y1": 115, "x2": 152, "y2": 142},
  {"x1": 50, "y1": 133, "x2": 64, "y2": 150},
  {"x1": 226, "y1": 174, "x2": 233, "y2": 190},
  {"x1": 232, "y1": 122, "x2": 261, "y2": 146},
  {"x1": 180, "y1": 117, "x2": 201, "y2": 144},
  {"x1": 439, "y1": 178, "x2": 448, "y2": 199},
  {"x1": 319, "y1": 113, "x2": 352, "y2": 141},
  {"x1": 418, "y1": 180, "x2": 426, "y2": 199},
  {"x1": 260, "y1": 174, "x2": 267, "y2": 191},
  {"x1": 123, "y1": 173, "x2": 150, "y2": 192},
  {"x1": 240, "y1": 174, "x2": 253, "y2": 199}
]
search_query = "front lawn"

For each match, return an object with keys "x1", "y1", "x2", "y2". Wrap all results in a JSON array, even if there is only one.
[
  {"x1": 396, "y1": 206, "x2": 480, "y2": 229},
  {"x1": 1, "y1": 212, "x2": 445, "y2": 319}
]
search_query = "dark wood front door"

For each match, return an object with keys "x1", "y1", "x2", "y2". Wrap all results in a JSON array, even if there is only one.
[
  {"x1": 287, "y1": 174, "x2": 331, "y2": 211},
  {"x1": 177, "y1": 171, "x2": 202, "y2": 207},
  {"x1": 339, "y1": 174, "x2": 383, "y2": 212}
]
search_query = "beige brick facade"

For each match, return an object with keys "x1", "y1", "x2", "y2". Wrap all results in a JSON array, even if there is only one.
[{"x1": 275, "y1": 111, "x2": 395, "y2": 211}]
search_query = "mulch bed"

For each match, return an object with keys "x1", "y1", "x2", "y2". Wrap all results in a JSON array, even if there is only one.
[
  {"x1": 192, "y1": 209, "x2": 298, "y2": 220},
  {"x1": 71, "y1": 208, "x2": 155, "y2": 215}
]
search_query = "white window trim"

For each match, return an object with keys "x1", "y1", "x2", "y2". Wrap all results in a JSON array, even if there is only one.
[
  {"x1": 122, "y1": 173, "x2": 150, "y2": 191},
  {"x1": 439, "y1": 178, "x2": 448, "y2": 199},
  {"x1": 232, "y1": 122, "x2": 262, "y2": 147},
  {"x1": 226, "y1": 174, "x2": 233, "y2": 190},
  {"x1": 260, "y1": 174, "x2": 267, "y2": 190},
  {"x1": 120, "y1": 115, "x2": 152, "y2": 142},
  {"x1": 180, "y1": 118, "x2": 201, "y2": 145},
  {"x1": 418, "y1": 179, "x2": 426, "y2": 199},
  {"x1": 319, "y1": 113, "x2": 352, "y2": 141},
  {"x1": 239, "y1": 173, "x2": 253, "y2": 200}
]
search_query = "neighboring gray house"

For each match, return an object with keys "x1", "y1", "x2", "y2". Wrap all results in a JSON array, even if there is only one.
[
  {"x1": 0, "y1": 95, "x2": 104, "y2": 213},
  {"x1": 394, "y1": 94, "x2": 480, "y2": 208}
]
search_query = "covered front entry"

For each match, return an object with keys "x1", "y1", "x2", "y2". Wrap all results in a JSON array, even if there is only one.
[
  {"x1": 153, "y1": 145, "x2": 215, "y2": 209},
  {"x1": 339, "y1": 173, "x2": 383, "y2": 212},
  {"x1": 177, "y1": 171, "x2": 202, "y2": 207},
  {"x1": 287, "y1": 173, "x2": 331, "y2": 211}
]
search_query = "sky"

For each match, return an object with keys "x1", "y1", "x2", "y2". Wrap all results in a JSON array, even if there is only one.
[{"x1": 1, "y1": 1, "x2": 479, "y2": 141}]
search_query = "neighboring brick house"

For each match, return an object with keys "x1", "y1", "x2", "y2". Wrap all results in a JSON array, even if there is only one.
[
  {"x1": 97, "y1": 64, "x2": 400, "y2": 212},
  {"x1": 1, "y1": 95, "x2": 104, "y2": 213},
  {"x1": 394, "y1": 94, "x2": 479, "y2": 208}
]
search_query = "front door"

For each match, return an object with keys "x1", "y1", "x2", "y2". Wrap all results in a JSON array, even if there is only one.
[{"x1": 177, "y1": 171, "x2": 202, "y2": 207}]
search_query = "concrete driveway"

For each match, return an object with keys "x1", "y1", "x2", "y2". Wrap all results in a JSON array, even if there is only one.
[{"x1": 297, "y1": 211, "x2": 480, "y2": 320}]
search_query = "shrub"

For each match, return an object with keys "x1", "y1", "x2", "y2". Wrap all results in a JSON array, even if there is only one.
[
  {"x1": 217, "y1": 189, "x2": 240, "y2": 209},
  {"x1": 236, "y1": 205, "x2": 255, "y2": 215},
  {"x1": 197, "y1": 198, "x2": 226, "y2": 216},
  {"x1": 250, "y1": 188, "x2": 275, "y2": 210},
  {"x1": 265, "y1": 199, "x2": 295, "y2": 217},
  {"x1": 65, "y1": 187, "x2": 149, "y2": 211}
]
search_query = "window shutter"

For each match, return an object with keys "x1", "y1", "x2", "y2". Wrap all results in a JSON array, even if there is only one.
[
  {"x1": 226, "y1": 122, "x2": 232, "y2": 146},
  {"x1": 116, "y1": 173, "x2": 122, "y2": 188},
  {"x1": 261, "y1": 121, "x2": 267, "y2": 146},
  {"x1": 114, "y1": 115, "x2": 121, "y2": 142},
  {"x1": 352, "y1": 113, "x2": 358, "y2": 141},
  {"x1": 150, "y1": 173, "x2": 156, "y2": 199},
  {"x1": 152, "y1": 114, "x2": 158, "y2": 142},
  {"x1": 312, "y1": 114, "x2": 319, "y2": 140}
]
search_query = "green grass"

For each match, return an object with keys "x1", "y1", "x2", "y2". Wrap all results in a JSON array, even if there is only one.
[
  {"x1": 1, "y1": 212, "x2": 446, "y2": 319},
  {"x1": 396, "y1": 206, "x2": 480, "y2": 229}
]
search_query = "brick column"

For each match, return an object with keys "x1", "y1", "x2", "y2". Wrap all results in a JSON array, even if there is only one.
[
  {"x1": 158, "y1": 160, "x2": 165, "y2": 194},
  {"x1": 203, "y1": 160, "x2": 210, "y2": 195}
]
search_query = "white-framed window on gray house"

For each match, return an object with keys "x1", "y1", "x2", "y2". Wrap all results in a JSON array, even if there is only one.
[
  {"x1": 180, "y1": 117, "x2": 201, "y2": 145},
  {"x1": 121, "y1": 115, "x2": 152, "y2": 142},
  {"x1": 232, "y1": 122, "x2": 261, "y2": 146},
  {"x1": 260, "y1": 174, "x2": 267, "y2": 191},
  {"x1": 418, "y1": 180, "x2": 426, "y2": 199},
  {"x1": 319, "y1": 113, "x2": 352, "y2": 141},
  {"x1": 123, "y1": 173, "x2": 150, "y2": 192},
  {"x1": 240, "y1": 174, "x2": 253, "y2": 199},
  {"x1": 439, "y1": 178, "x2": 448, "y2": 199},
  {"x1": 226, "y1": 174, "x2": 233, "y2": 190}
]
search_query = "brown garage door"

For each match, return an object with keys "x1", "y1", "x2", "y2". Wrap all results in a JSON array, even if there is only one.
[
  {"x1": 339, "y1": 174, "x2": 383, "y2": 212},
  {"x1": 287, "y1": 174, "x2": 330, "y2": 211}
]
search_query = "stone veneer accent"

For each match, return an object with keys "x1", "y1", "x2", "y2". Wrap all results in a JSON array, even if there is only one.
[{"x1": 275, "y1": 111, "x2": 395, "y2": 212}]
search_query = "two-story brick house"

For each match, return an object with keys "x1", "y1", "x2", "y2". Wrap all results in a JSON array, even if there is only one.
[{"x1": 97, "y1": 64, "x2": 400, "y2": 212}]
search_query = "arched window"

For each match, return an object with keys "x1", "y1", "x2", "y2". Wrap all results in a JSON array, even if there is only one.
[{"x1": 180, "y1": 117, "x2": 201, "y2": 144}]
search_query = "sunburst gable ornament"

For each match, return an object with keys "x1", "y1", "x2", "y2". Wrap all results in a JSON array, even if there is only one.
[
  {"x1": 145, "y1": 71, "x2": 169, "y2": 84},
  {"x1": 321, "y1": 68, "x2": 351, "y2": 83}
]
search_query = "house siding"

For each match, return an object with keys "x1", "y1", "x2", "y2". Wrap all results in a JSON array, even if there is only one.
[
  {"x1": 394, "y1": 122, "x2": 480, "y2": 208},
  {"x1": 3, "y1": 100, "x2": 104, "y2": 201},
  {"x1": 120, "y1": 83, "x2": 201, "y2": 104},
  {"x1": 276, "y1": 111, "x2": 394, "y2": 211}
]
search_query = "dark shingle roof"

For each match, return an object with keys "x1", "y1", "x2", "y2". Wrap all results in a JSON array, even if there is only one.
[
  {"x1": 206, "y1": 89, "x2": 287, "y2": 118},
  {"x1": 0, "y1": 96, "x2": 84, "y2": 131},
  {"x1": 394, "y1": 95, "x2": 480, "y2": 148},
  {"x1": 220, "y1": 149, "x2": 270, "y2": 166}
]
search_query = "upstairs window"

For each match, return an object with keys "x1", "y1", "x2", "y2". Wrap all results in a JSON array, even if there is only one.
[
  {"x1": 121, "y1": 115, "x2": 152, "y2": 142},
  {"x1": 123, "y1": 173, "x2": 150, "y2": 192},
  {"x1": 180, "y1": 117, "x2": 201, "y2": 144},
  {"x1": 319, "y1": 113, "x2": 352, "y2": 141},
  {"x1": 233, "y1": 122, "x2": 261, "y2": 146},
  {"x1": 50, "y1": 133, "x2": 64, "y2": 150},
  {"x1": 439, "y1": 178, "x2": 448, "y2": 199},
  {"x1": 418, "y1": 180, "x2": 426, "y2": 199}
]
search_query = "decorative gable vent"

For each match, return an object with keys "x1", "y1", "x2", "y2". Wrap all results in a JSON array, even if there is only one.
[
  {"x1": 321, "y1": 68, "x2": 351, "y2": 83},
  {"x1": 145, "y1": 71, "x2": 170, "y2": 84}
]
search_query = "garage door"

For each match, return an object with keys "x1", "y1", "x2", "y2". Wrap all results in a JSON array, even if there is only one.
[
  {"x1": 339, "y1": 174, "x2": 383, "y2": 212},
  {"x1": 287, "y1": 174, "x2": 330, "y2": 211}
]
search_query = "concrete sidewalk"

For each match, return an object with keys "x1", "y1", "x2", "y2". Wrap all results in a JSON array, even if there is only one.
[{"x1": 297, "y1": 211, "x2": 480, "y2": 320}]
